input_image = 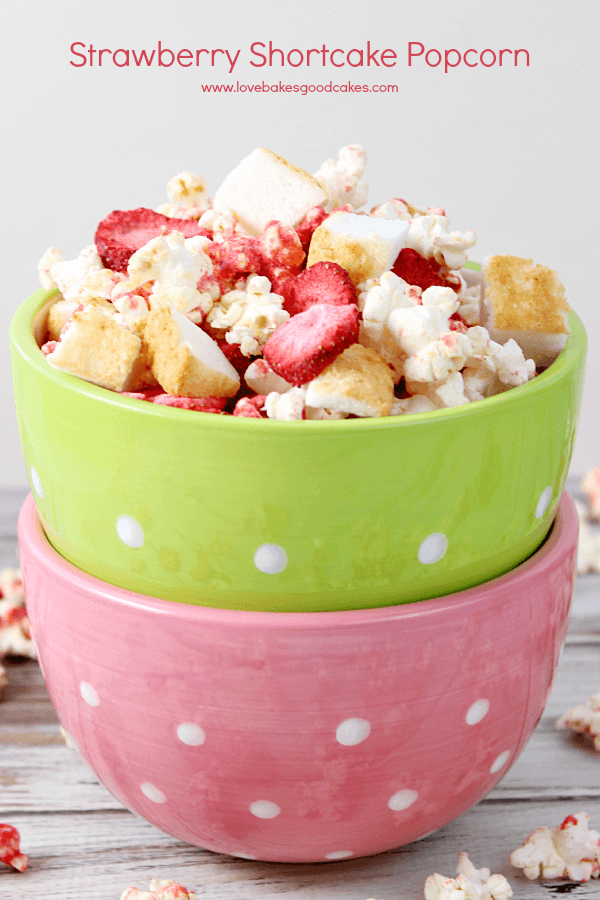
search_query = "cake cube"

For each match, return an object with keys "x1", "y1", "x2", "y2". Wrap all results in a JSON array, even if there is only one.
[
  {"x1": 46, "y1": 305, "x2": 144, "y2": 392},
  {"x1": 145, "y1": 304, "x2": 240, "y2": 398},
  {"x1": 304, "y1": 343, "x2": 394, "y2": 417},
  {"x1": 307, "y1": 211, "x2": 409, "y2": 285},
  {"x1": 482, "y1": 255, "x2": 570, "y2": 366}
]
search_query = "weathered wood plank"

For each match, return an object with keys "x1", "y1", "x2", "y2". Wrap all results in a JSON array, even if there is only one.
[{"x1": 3, "y1": 799, "x2": 600, "y2": 900}]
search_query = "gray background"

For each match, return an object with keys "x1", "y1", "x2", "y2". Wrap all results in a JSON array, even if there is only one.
[{"x1": 2, "y1": 0, "x2": 598, "y2": 488}]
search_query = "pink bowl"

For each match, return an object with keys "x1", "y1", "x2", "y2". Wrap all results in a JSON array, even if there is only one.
[{"x1": 19, "y1": 492, "x2": 578, "y2": 863}]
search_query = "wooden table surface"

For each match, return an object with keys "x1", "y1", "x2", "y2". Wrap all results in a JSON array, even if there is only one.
[{"x1": 1, "y1": 485, "x2": 599, "y2": 900}]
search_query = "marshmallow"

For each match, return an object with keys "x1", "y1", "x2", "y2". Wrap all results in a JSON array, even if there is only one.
[
  {"x1": 46, "y1": 305, "x2": 144, "y2": 393},
  {"x1": 482, "y1": 255, "x2": 570, "y2": 366},
  {"x1": 145, "y1": 304, "x2": 240, "y2": 398},
  {"x1": 304, "y1": 344, "x2": 394, "y2": 417},
  {"x1": 308, "y1": 211, "x2": 409, "y2": 285},
  {"x1": 214, "y1": 148, "x2": 327, "y2": 235}
]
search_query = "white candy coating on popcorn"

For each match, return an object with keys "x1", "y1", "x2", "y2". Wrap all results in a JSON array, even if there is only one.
[
  {"x1": 245, "y1": 358, "x2": 292, "y2": 395},
  {"x1": 265, "y1": 386, "x2": 306, "y2": 420},
  {"x1": 120, "y1": 878, "x2": 196, "y2": 900},
  {"x1": 406, "y1": 215, "x2": 477, "y2": 270},
  {"x1": 128, "y1": 232, "x2": 215, "y2": 317},
  {"x1": 166, "y1": 171, "x2": 210, "y2": 209},
  {"x1": 557, "y1": 688, "x2": 600, "y2": 751},
  {"x1": 510, "y1": 812, "x2": 600, "y2": 881},
  {"x1": 424, "y1": 853, "x2": 513, "y2": 900},
  {"x1": 314, "y1": 143, "x2": 369, "y2": 212},
  {"x1": 208, "y1": 275, "x2": 289, "y2": 356},
  {"x1": 39, "y1": 244, "x2": 104, "y2": 295},
  {"x1": 370, "y1": 198, "x2": 412, "y2": 221}
]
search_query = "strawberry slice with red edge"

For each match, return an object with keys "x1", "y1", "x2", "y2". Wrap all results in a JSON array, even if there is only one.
[
  {"x1": 233, "y1": 395, "x2": 267, "y2": 417},
  {"x1": 280, "y1": 261, "x2": 357, "y2": 317},
  {"x1": 392, "y1": 247, "x2": 457, "y2": 292},
  {"x1": 263, "y1": 303, "x2": 359, "y2": 386},
  {"x1": 94, "y1": 208, "x2": 209, "y2": 273}
]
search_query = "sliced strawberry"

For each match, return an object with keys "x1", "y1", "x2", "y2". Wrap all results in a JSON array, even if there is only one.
[
  {"x1": 392, "y1": 248, "x2": 455, "y2": 292},
  {"x1": 281, "y1": 262, "x2": 357, "y2": 317},
  {"x1": 295, "y1": 206, "x2": 329, "y2": 251},
  {"x1": 232, "y1": 395, "x2": 267, "y2": 417},
  {"x1": 152, "y1": 395, "x2": 227, "y2": 413},
  {"x1": 259, "y1": 221, "x2": 305, "y2": 270},
  {"x1": 263, "y1": 303, "x2": 359, "y2": 386},
  {"x1": 94, "y1": 208, "x2": 209, "y2": 273}
]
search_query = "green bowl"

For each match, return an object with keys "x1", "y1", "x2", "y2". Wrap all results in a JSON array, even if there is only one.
[{"x1": 11, "y1": 282, "x2": 586, "y2": 611}]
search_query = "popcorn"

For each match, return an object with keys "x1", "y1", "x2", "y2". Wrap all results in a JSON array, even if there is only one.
[
  {"x1": 0, "y1": 568, "x2": 36, "y2": 660},
  {"x1": 407, "y1": 370, "x2": 469, "y2": 409},
  {"x1": 582, "y1": 468, "x2": 600, "y2": 519},
  {"x1": 214, "y1": 147, "x2": 327, "y2": 235},
  {"x1": 482, "y1": 255, "x2": 570, "y2": 366},
  {"x1": 424, "y1": 853, "x2": 512, "y2": 900},
  {"x1": 207, "y1": 275, "x2": 289, "y2": 357},
  {"x1": 557, "y1": 688, "x2": 600, "y2": 750},
  {"x1": 304, "y1": 343, "x2": 394, "y2": 417},
  {"x1": 38, "y1": 246, "x2": 64, "y2": 290},
  {"x1": 370, "y1": 198, "x2": 412, "y2": 221},
  {"x1": 128, "y1": 232, "x2": 215, "y2": 317},
  {"x1": 244, "y1": 358, "x2": 292, "y2": 394},
  {"x1": 233, "y1": 394, "x2": 267, "y2": 417},
  {"x1": 0, "y1": 823, "x2": 28, "y2": 872},
  {"x1": 314, "y1": 143, "x2": 369, "y2": 211},
  {"x1": 510, "y1": 812, "x2": 600, "y2": 881},
  {"x1": 265, "y1": 386, "x2": 306, "y2": 420},
  {"x1": 166, "y1": 171, "x2": 210, "y2": 210},
  {"x1": 120, "y1": 878, "x2": 195, "y2": 900},
  {"x1": 39, "y1": 244, "x2": 104, "y2": 295},
  {"x1": 307, "y1": 210, "x2": 409, "y2": 285},
  {"x1": 46, "y1": 305, "x2": 145, "y2": 393},
  {"x1": 406, "y1": 215, "x2": 477, "y2": 270},
  {"x1": 145, "y1": 303, "x2": 240, "y2": 398}
]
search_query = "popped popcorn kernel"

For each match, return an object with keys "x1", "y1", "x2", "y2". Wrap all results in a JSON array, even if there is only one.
[
  {"x1": 314, "y1": 143, "x2": 369, "y2": 212},
  {"x1": 208, "y1": 274, "x2": 289, "y2": 357},
  {"x1": 557, "y1": 688, "x2": 600, "y2": 751},
  {"x1": 166, "y1": 170, "x2": 210, "y2": 210},
  {"x1": 0, "y1": 823, "x2": 28, "y2": 872},
  {"x1": 120, "y1": 878, "x2": 195, "y2": 900},
  {"x1": 510, "y1": 812, "x2": 600, "y2": 881},
  {"x1": 425, "y1": 854, "x2": 512, "y2": 900},
  {"x1": 0, "y1": 568, "x2": 36, "y2": 661}
]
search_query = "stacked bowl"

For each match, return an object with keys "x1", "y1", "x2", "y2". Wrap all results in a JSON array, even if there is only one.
[{"x1": 11, "y1": 272, "x2": 586, "y2": 862}]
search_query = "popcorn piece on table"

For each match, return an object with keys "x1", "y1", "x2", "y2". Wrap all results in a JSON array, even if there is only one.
[
  {"x1": 576, "y1": 510, "x2": 600, "y2": 574},
  {"x1": 213, "y1": 148, "x2": 327, "y2": 235},
  {"x1": 307, "y1": 210, "x2": 409, "y2": 286},
  {"x1": 263, "y1": 303, "x2": 359, "y2": 386},
  {"x1": 207, "y1": 275, "x2": 289, "y2": 357},
  {"x1": 120, "y1": 878, "x2": 195, "y2": 900},
  {"x1": 424, "y1": 853, "x2": 512, "y2": 900},
  {"x1": 281, "y1": 261, "x2": 357, "y2": 317},
  {"x1": 94, "y1": 208, "x2": 207, "y2": 273},
  {"x1": 0, "y1": 568, "x2": 36, "y2": 660},
  {"x1": 314, "y1": 143, "x2": 369, "y2": 212},
  {"x1": 145, "y1": 304, "x2": 240, "y2": 398},
  {"x1": 45, "y1": 305, "x2": 145, "y2": 393},
  {"x1": 582, "y1": 468, "x2": 600, "y2": 520},
  {"x1": 304, "y1": 343, "x2": 394, "y2": 418},
  {"x1": 482, "y1": 255, "x2": 570, "y2": 367},
  {"x1": 557, "y1": 688, "x2": 600, "y2": 750},
  {"x1": 510, "y1": 812, "x2": 600, "y2": 881},
  {"x1": 0, "y1": 823, "x2": 28, "y2": 872}
]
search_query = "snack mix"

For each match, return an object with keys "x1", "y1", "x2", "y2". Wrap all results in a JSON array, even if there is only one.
[
  {"x1": 0, "y1": 568, "x2": 36, "y2": 698},
  {"x1": 557, "y1": 687, "x2": 600, "y2": 750},
  {"x1": 120, "y1": 879, "x2": 195, "y2": 900},
  {"x1": 424, "y1": 853, "x2": 513, "y2": 900},
  {"x1": 510, "y1": 812, "x2": 600, "y2": 881},
  {"x1": 37, "y1": 145, "x2": 570, "y2": 420}
]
